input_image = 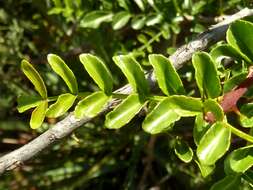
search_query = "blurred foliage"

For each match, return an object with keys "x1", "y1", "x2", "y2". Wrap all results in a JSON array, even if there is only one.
[{"x1": 1, "y1": 0, "x2": 253, "y2": 189}]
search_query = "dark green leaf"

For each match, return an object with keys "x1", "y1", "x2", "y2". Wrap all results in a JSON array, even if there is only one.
[
  {"x1": 47, "y1": 54, "x2": 78, "y2": 94},
  {"x1": 225, "y1": 145, "x2": 253, "y2": 174},
  {"x1": 210, "y1": 175, "x2": 241, "y2": 190},
  {"x1": 197, "y1": 122, "x2": 231, "y2": 165},
  {"x1": 74, "y1": 91, "x2": 110, "y2": 119},
  {"x1": 192, "y1": 52, "x2": 221, "y2": 98},
  {"x1": 174, "y1": 139, "x2": 193, "y2": 163},
  {"x1": 227, "y1": 20, "x2": 253, "y2": 61},
  {"x1": 80, "y1": 11, "x2": 113, "y2": 28},
  {"x1": 17, "y1": 95, "x2": 43, "y2": 113},
  {"x1": 223, "y1": 72, "x2": 248, "y2": 93},
  {"x1": 79, "y1": 54, "x2": 113, "y2": 95},
  {"x1": 30, "y1": 101, "x2": 48, "y2": 129},
  {"x1": 149, "y1": 54, "x2": 184, "y2": 95},
  {"x1": 21, "y1": 60, "x2": 47, "y2": 99},
  {"x1": 113, "y1": 55, "x2": 149, "y2": 99},
  {"x1": 112, "y1": 11, "x2": 131, "y2": 30},
  {"x1": 105, "y1": 94, "x2": 144, "y2": 129},
  {"x1": 46, "y1": 93, "x2": 76, "y2": 118}
]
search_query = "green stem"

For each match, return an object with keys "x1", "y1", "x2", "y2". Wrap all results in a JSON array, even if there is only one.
[
  {"x1": 226, "y1": 123, "x2": 253, "y2": 143},
  {"x1": 137, "y1": 32, "x2": 162, "y2": 52}
]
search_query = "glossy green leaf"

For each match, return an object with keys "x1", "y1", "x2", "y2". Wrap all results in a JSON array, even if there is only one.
[
  {"x1": 149, "y1": 54, "x2": 185, "y2": 95},
  {"x1": 223, "y1": 72, "x2": 248, "y2": 93},
  {"x1": 225, "y1": 145, "x2": 253, "y2": 174},
  {"x1": 17, "y1": 95, "x2": 43, "y2": 113},
  {"x1": 131, "y1": 16, "x2": 146, "y2": 30},
  {"x1": 204, "y1": 99, "x2": 224, "y2": 122},
  {"x1": 239, "y1": 115, "x2": 253, "y2": 128},
  {"x1": 112, "y1": 11, "x2": 131, "y2": 30},
  {"x1": 21, "y1": 60, "x2": 47, "y2": 99},
  {"x1": 80, "y1": 11, "x2": 113, "y2": 28},
  {"x1": 74, "y1": 91, "x2": 110, "y2": 119},
  {"x1": 210, "y1": 175, "x2": 241, "y2": 190},
  {"x1": 192, "y1": 52, "x2": 221, "y2": 98},
  {"x1": 30, "y1": 101, "x2": 48, "y2": 129},
  {"x1": 240, "y1": 103, "x2": 253, "y2": 118},
  {"x1": 134, "y1": 0, "x2": 145, "y2": 11},
  {"x1": 105, "y1": 94, "x2": 144, "y2": 129},
  {"x1": 174, "y1": 139, "x2": 193, "y2": 163},
  {"x1": 113, "y1": 55, "x2": 149, "y2": 98},
  {"x1": 47, "y1": 54, "x2": 78, "y2": 94},
  {"x1": 210, "y1": 44, "x2": 248, "y2": 65},
  {"x1": 197, "y1": 122, "x2": 231, "y2": 165},
  {"x1": 46, "y1": 93, "x2": 76, "y2": 118},
  {"x1": 195, "y1": 160, "x2": 215, "y2": 177},
  {"x1": 227, "y1": 20, "x2": 253, "y2": 61},
  {"x1": 145, "y1": 14, "x2": 163, "y2": 26},
  {"x1": 193, "y1": 113, "x2": 211, "y2": 145},
  {"x1": 79, "y1": 54, "x2": 113, "y2": 95},
  {"x1": 143, "y1": 96, "x2": 202, "y2": 134}
]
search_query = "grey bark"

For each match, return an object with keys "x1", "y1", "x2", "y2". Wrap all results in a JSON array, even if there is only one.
[{"x1": 0, "y1": 8, "x2": 253, "y2": 175}]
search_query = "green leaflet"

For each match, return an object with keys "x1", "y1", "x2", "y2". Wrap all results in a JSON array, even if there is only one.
[
  {"x1": 197, "y1": 122, "x2": 231, "y2": 165},
  {"x1": 47, "y1": 54, "x2": 78, "y2": 94},
  {"x1": 134, "y1": 0, "x2": 145, "y2": 11},
  {"x1": 195, "y1": 160, "x2": 215, "y2": 178},
  {"x1": 224, "y1": 145, "x2": 253, "y2": 174},
  {"x1": 149, "y1": 54, "x2": 185, "y2": 95},
  {"x1": 30, "y1": 101, "x2": 48, "y2": 129},
  {"x1": 227, "y1": 20, "x2": 253, "y2": 61},
  {"x1": 131, "y1": 16, "x2": 146, "y2": 30},
  {"x1": 80, "y1": 11, "x2": 113, "y2": 28},
  {"x1": 240, "y1": 103, "x2": 253, "y2": 118},
  {"x1": 239, "y1": 115, "x2": 253, "y2": 128},
  {"x1": 79, "y1": 54, "x2": 113, "y2": 95},
  {"x1": 46, "y1": 93, "x2": 76, "y2": 118},
  {"x1": 113, "y1": 55, "x2": 149, "y2": 99},
  {"x1": 203, "y1": 99, "x2": 224, "y2": 122},
  {"x1": 223, "y1": 72, "x2": 248, "y2": 93},
  {"x1": 174, "y1": 139, "x2": 193, "y2": 163},
  {"x1": 143, "y1": 95, "x2": 202, "y2": 134},
  {"x1": 210, "y1": 44, "x2": 249, "y2": 65},
  {"x1": 105, "y1": 94, "x2": 144, "y2": 129},
  {"x1": 74, "y1": 91, "x2": 110, "y2": 119},
  {"x1": 112, "y1": 11, "x2": 131, "y2": 30},
  {"x1": 21, "y1": 60, "x2": 47, "y2": 99},
  {"x1": 192, "y1": 52, "x2": 221, "y2": 98},
  {"x1": 17, "y1": 95, "x2": 43, "y2": 113},
  {"x1": 210, "y1": 175, "x2": 241, "y2": 190},
  {"x1": 145, "y1": 14, "x2": 163, "y2": 26},
  {"x1": 193, "y1": 113, "x2": 211, "y2": 145}
]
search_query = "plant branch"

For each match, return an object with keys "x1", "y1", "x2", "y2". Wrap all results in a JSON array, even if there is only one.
[{"x1": 0, "y1": 8, "x2": 253, "y2": 175}]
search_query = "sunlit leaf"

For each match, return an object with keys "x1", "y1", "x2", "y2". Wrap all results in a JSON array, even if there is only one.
[
  {"x1": 227, "y1": 20, "x2": 253, "y2": 61},
  {"x1": 131, "y1": 16, "x2": 146, "y2": 30},
  {"x1": 17, "y1": 95, "x2": 43, "y2": 113},
  {"x1": 113, "y1": 55, "x2": 149, "y2": 99},
  {"x1": 225, "y1": 145, "x2": 253, "y2": 174},
  {"x1": 195, "y1": 160, "x2": 215, "y2": 178},
  {"x1": 47, "y1": 54, "x2": 78, "y2": 94},
  {"x1": 79, "y1": 54, "x2": 113, "y2": 95},
  {"x1": 46, "y1": 93, "x2": 76, "y2": 118},
  {"x1": 197, "y1": 122, "x2": 231, "y2": 165},
  {"x1": 80, "y1": 11, "x2": 113, "y2": 28},
  {"x1": 74, "y1": 91, "x2": 110, "y2": 119},
  {"x1": 223, "y1": 72, "x2": 248, "y2": 93},
  {"x1": 105, "y1": 94, "x2": 144, "y2": 129},
  {"x1": 145, "y1": 14, "x2": 163, "y2": 26},
  {"x1": 193, "y1": 113, "x2": 211, "y2": 145},
  {"x1": 21, "y1": 60, "x2": 47, "y2": 99},
  {"x1": 192, "y1": 52, "x2": 221, "y2": 98},
  {"x1": 174, "y1": 139, "x2": 193, "y2": 163},
  {"x1": 143, "y1": 96, "x2": 202, "y2": 134},
  {"x1": 203, "y1": 99, "x2": 224, "y2": 122},
  {"x1": 30, "y1": 101, "x2": 48, "y2": 129},
  {"x1": 112, "y1": 11, "x2": 131, "y2": 30},
  {"x1": 149, "y1": 54, "x2": 184, "y2": 95}
]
